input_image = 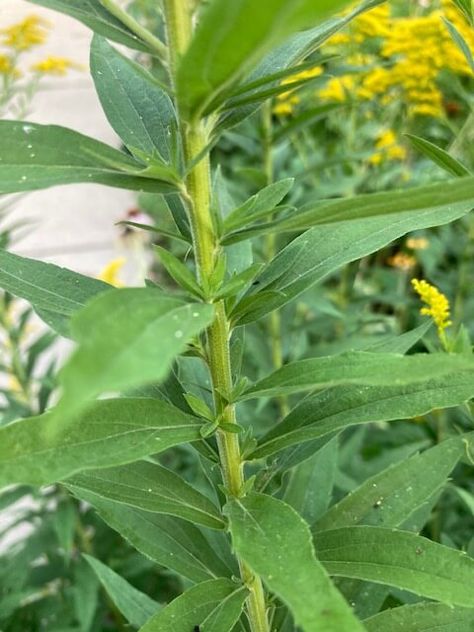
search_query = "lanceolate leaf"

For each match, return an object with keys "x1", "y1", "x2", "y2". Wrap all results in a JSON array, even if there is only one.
[
  {"x1": 77, "y1": 491, "x2": 231, "y2": 583},
  {"x1": 235, "y1": 179, "x2": 474, "y2": 322},
  {"x1": 177, "y1": 0, "x2": 349, "y2": 118},
  {"x1": 0, "y1": 398, "x2": 202, "y2": 487},
  {"x1": 225, "y1": 492, "x2": 366, "y2": 632},
  {"x1": 27, "y1": 0, "x2": 151, "y2": 51},
  {"x1": 91, "y1": 36, "x2": 178, "y2": 165},
  {"x1": 315, "y1": 526, "x2": 474, "y2": 607},
  {"x1": 406, "y1": 134, "x2": 471, "y2": 177},
  {"x1": 0, "y1": 122, "x2": 179, "y2": 195},
  {"x1": 53, "y1": 289, "x2": 214, "y2": 427},
  {"x1": 0, "y1": 250, "x2": 109, "y2": 335},
  {"x1": 213, "y1": 0, "x2": 383, "y2": 133},
  {"x1": 250, "y1": 373, "x2": 474, "y2": 460},
  {"x1": 242, "y1": 351, "x2": 474, "y2": 400},
  {"x1": 314, "y1": 436, "x2": 467, "y2": 532},
  {"x1": 67, "y1": 460, "x2": 225, "y2": 530},
  {"x1": 364, "y1": 603, "x2": 474, "y2": 631},
  {"x1": 83, "y1": 555, "x2": 160, "y2": 628},
  {"x1": 138, "y1": 579, "x2": 247, "y2": 632}
]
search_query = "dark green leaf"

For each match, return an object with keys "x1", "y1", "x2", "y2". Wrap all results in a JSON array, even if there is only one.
[
  {"x1": 406, "y1": 134, "x2": 471, "y2": 177},
  {"x1": 0, "y1": 122, "x2": 179, "y2": 195},
  {"x1": 250, "y1": 373, "x2": 474, "y2": 460},
  {"x1": 0, "y1": 398, "x2": 201, "y2": 487},
  {"x1": 177, "y1": 0, "x2": 348, "y2": 118},
  {"x1": 236, "y1": 177, "x2": 474, "y2": 322},
  {"x1": 67, "y1": 460, "x2": 224, "y2": 530},
  {"x1": 138, "y1": 579, "x2": 247, "y2": 632},
  {"x1": 53, "y1": 289, "x2": 213, "y2": 426},
  {"x1": 364, "y1": 603, "x2": 474, "y2": 631},
  {"x1": 315, "y1": 526, "x2": 474, "y2": 606},
  {"x1": 27, "y1": 0, "x2": 151, "y2": 51},
  {"x1": 242, "y1": 351, "x2": 474, "y2": 400},
  {"x1": 0, "y1": 250, "x2": 109, "y2": 334},
  {"x1": 91, "y1": 36, "x2": 178, "y2": 165},
  {"x1": 314, "y1": 436, "x2": 466, "y2": 532},
  {"x1": 225, "y1": 492, "x2": 366, "y2": 632},
  {"x1": 78, "y1": 491, "x2": 231, "y2": 582},
  {"x1": 83, "y1": 554, "x2": 160, "y2": 628}
]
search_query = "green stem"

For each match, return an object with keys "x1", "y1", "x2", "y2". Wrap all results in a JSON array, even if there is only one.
[
  {"x1": 262, "y1": 103, "x2": 289, "y2": 418},
  {"x1": 99, "y1": 0, "x2": 167, "y2": 61},
  {"x1": 162, "y1": 3, "x2": 269, "y2": 631}
]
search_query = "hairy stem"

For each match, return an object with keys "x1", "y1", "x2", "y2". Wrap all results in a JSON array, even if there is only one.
[{"x1": 162, "y1": 2, "x2": 269, "y2": 630}]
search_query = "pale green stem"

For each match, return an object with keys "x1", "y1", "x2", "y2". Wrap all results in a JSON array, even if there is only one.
[
  {"x1": 262, "y1": 103, "x2": 289, "y2": 417},
  {"x1": 99, "y1": 0, "x2": 167, "y2": 61},
  {"x1": 162, "y1": 2, "x2": 269, "y2": 630}
]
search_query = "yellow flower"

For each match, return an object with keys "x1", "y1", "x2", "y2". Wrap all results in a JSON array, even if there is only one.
[
  {"x1": 369, "y1": 129, "x2": 407, "y2": 165},
  {"x1": 98, "y1": 258, "x2": 126, "y2": 287},
  {"x1": 0, "y1": 15, "x2": 49, "y2": 51},
  {"x1": 0, "y1": 54, "x2": 15, "y2": 75},
  {"x1": 388, "y1": 252, "x2": 417, "y2": 271},
  {"x1": 411, "y1": 278, "x2": 452, "y2": 336},
  {"x1": 31, "y1": 56, "x2": 81, "y2": 75},
  {"x1": 274, "y1": 66, "x2": 323, "y2": 116},
  {"x1": 406, "y1": 237, "x2": 429, "y2": 250}
]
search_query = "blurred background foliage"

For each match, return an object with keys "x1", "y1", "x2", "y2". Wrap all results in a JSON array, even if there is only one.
[{"x1": 0, "y1": 1, "x2": 473, "y2": 630}]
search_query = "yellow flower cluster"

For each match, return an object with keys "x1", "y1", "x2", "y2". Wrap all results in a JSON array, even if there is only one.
[
  {"x1": 411, "y1": 278, "x2": 452, "y2": 335},
  {"x1": 274, "y1": 66, "x2": 323, "y2": 116},
  {"x1": 324, "y1": 0, "x2": 474, "y2": 118},
  {"x1": 32, "y1": 56, "x2": 81, "y2": 76},
  {"x1": 0, "y1": 15, "x2": 49, "y2": 51},
  {"x1": 276, "y1": 1, "x2": 474, "y2": 119},
  {"x1": 369, "y1": 129, "x2": 407, "y2": 165},
  {"x1": 0, "y1": 54, "x2": 14, "y2": 75},
  {"x1": 388, "y1": 252, "x2": 416, "y2": 271}
]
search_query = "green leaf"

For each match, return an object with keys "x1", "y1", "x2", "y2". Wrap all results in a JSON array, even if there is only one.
[
  {"x1": 0, "y1": 122, "x2": 179, "y2": 195},
  {"x1": 364, "y1": 603, "x2": 474, "y2": 631},
  {"x1": 225, "y1": 492, "x2": 366, "y2": 632},
  {"x1": 315, "y1": 526, "x2": 474, "y2": 607},
  {"x1": 155, "y1": 247, "x2": 204, "y2": 298},
  {"x1": 77, "y1": 491, "x2": 231, "y2": 583},
  {"x1": 215, "y1": 264, "x2": 263, "y2": 300},
  {"x1": 0, "y1": 398, "x2": 202, "y2": 488},
  {"x1": 443, "y1": 17, "x2": 474, "y2": 73},
  {"x1": 83, "y1": 554, "x2": 160, "y2": 628},
  {"x1": 223, "y1": 178, "x2": 294, "y2": 233},
  {"x1": 67, "y1": 460, "x2": 224, "y2": 530},
  {"x1": 314, "y1": 436, "x2": 466, "y2": 532},
  {"x1": 54, "y1": 289, "x2": 213, "y2": 426},
  {"x1": 242, "y1": 351, "x2": 474, "y2": 400},
  {"x1": 27, "y1": 0, "x2": 151, "y2": 51},
  {"x1": 177, "y1": 0, "x2": 348, "y2": 118},
  {"x1": 91, "y1": 36, "x2": 178, "y2": 165},
  {"x1": 138, "y1": 579, "x2": 247, "y2": 632},
  {"x1": 213, "y1": 0, "x2": 383, "y2": 134},
  {"x1": 235, "y1": 178, "x2": 474, "y2": 322},
  {"x1": 0, "y1": 250, "x2": 109, "y2": 335},
  {"x1": 406, "y1": 134, "x2": 471, "y2": 177},
  {"x1": 283, "y1": 436, "x2": 338, "y2": 525},
  {"x1": 250, "y1": 373, "x2": 474, "y2": 460}
]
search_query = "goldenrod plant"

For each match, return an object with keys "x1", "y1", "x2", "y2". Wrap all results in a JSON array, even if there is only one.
[{"x1": 0, "y1": 1, "x2": 474, "y2": 631}]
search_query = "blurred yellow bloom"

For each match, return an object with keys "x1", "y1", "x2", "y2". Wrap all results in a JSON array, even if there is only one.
[
  {"x1": 369, "y1": 129, "x2": 407, "y2": 165},
  {"x1": 411, "y1": 278, "x2": 452, "y2": 335},
  {"x1": 98, "y1": 258, "x2": 126, "y2": 287},
  {"x1": 31, "y1": 56, "x2": 81, "y2": 75},
  {"x1": 316, "y1": 0, "x2": 474, "y2": 118},
  {"x1": 274, "y1": 66, "x2": 323, "y2": 116},
  {"x1": 0, "y1": 54, "x2": 15, "y2": 75},
  {"x1": 388, "y1": 252, "x2": 417, "y2": 270},
  {"x1": 0, "y1": 15, "x2": 49, "y2": 51},
  {"x1": 406, "y1": 237, "x2": 429, "y2": 250}
]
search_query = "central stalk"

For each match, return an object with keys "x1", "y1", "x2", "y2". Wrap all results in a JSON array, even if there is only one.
[{"x1": 162, "y1": 2, "x2": 270, "y2": 631}]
